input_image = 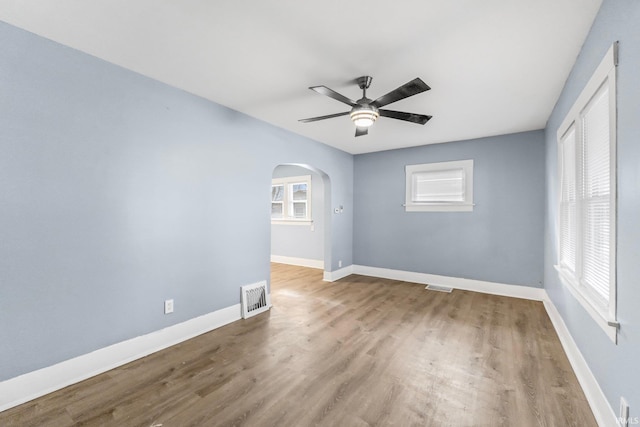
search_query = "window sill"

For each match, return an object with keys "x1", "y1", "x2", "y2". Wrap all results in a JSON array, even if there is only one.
[
  {"x1": 404, "y1": 203, "x2": 474, "y2": 212},
  {"x1": 554, "y1": 265, "x2": 618, "y2": 343},
  {"x1": 271, "y1": 219, "x2": 313, "y2": 226}
]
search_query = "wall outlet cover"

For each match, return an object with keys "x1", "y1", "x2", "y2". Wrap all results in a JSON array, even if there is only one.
[{"x1": 164, "y1": 299, "x2": 174, "y2": 314}]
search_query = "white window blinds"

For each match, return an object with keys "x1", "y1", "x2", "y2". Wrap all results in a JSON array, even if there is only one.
[
  {"x1": 581, "y1": 82, "x2": 611, "y2": 305},
  {"x1": 412, "y1": 168, "x2": 465, "y2": 203},
  {"x1": 559, "y1": 126, "x2": 577, "y2": 273}
]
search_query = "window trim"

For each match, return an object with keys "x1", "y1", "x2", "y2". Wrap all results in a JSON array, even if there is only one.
[
  {"x1": 555, "y1": 42, "x2": 618, "y2": 343},
  {"x1": 271, "y1": 175, "x2": 312, "y2": 224},
  {"x1": 405, "y1": 160, "x2": 474, "y2": 212}
]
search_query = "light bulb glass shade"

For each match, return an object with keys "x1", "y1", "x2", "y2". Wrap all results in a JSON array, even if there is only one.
[{"x1": 350, "y1": 108, "x2": 379, "y2": 128}]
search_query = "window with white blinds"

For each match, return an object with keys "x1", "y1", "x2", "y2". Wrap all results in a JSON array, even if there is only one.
[
  {"x1": 559, "y1": 126, "x2": 577, "y2": 273},
  {"x1": 405, "y1": 160, "x2": 473, "y2": 212},
  {"x1": 581, "y1": 83, "x2": 612, "y2": 306},
  {"x1": 556, "y1": 42, "x2": 617, "y2": 343}
]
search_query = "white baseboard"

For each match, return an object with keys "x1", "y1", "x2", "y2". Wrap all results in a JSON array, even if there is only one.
[
  {"x1": 351, "y1": 265, "x2": 546, "y2": 301},
  {"x1": 0, "y1": 303, "x2": 242, "y2": 412},
  {"x1": 542, "y1": 297, "x2": 617, "y2": 427},
  {"x1": 323, "y1": 265, "x2": 354, "y2": 282},
  {"x1": 271, "y1": 255, "x2": 324, "y2": 269},
  {"x1": 2, "y1": 263, "x2": 615, "y2": 427}
]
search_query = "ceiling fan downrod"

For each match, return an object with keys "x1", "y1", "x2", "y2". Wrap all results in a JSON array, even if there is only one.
[{"x1": 357, "y1": 76, "x2": 373, "y2": 100}]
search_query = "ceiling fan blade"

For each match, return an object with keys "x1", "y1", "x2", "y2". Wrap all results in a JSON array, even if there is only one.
[
  {"x1": 310, "y1": 86, "x2": 358, "y2": 107},
  {"x1": 379, "y1": 109, "x2": 432, "y2": 125},
  {"x1": 299, "y1": 111, "x2": 350, "y2": 123},
  {"x1": 371, "y1": 78, "x2": 431, "y2": 108},
  {"x1": 355, "y1": 126, "x2": 368, "y2": 137}
]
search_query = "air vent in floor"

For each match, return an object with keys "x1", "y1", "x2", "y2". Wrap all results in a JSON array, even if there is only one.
[{"x1": 425, "y1": 284, "x2": 453, "y2": 293}]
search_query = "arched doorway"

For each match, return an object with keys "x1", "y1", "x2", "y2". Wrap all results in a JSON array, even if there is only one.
[{"x1": 269, "y1": 163, "x2": 332, "y2": 275}]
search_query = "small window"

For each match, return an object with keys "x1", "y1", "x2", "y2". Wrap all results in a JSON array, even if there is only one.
[
  {"x1": 405, "y1": 160, "x2": 474, "y2": 212},
  {"x1": 271, "y1": 175, "x2": 312, "y2": 222}
]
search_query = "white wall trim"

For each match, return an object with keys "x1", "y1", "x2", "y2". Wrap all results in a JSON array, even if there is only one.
[
  {"x1": 0, "y1": 303, "x2": 242, "y2": 412},
  {"x1": 542, "y1": 296, "x2": 617, "y2": 427},
  {"x1": 270, "y1": 255, "x2": 324, "y2": 269},
  {"x1": 352, "y1": 265, "x2": 546, "y2": 301},
  {"x1": 323, "y1": 265, "x2": 354, "y2": 282}
]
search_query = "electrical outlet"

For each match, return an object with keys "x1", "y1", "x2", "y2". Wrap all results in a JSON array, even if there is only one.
[
  {"x1": 338, "y1": 260, "x2": 342, "y2": 268},
  {"x1": 164, "y1": 299, "x2": 174, "y2": 314},
  {"x1": 620, "y1": 397, "x2": 629, "y2": 427}
]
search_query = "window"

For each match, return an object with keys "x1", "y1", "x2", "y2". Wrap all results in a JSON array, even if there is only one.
[
  {"x1": 405, "y1": 160, "x2": 474, "y2": 212},
  {"x1": 271, "y1": 175, "x2": 312, "y2": 222},
  {"x1": 556, "y1": 42, "x2": 618, "y2": 342}
]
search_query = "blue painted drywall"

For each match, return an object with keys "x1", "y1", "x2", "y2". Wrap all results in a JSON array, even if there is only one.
[
  {"x1": 0, "y1": 21, "x2": 353, "y2": 381},
  {"x1": 354, "y1": 131, "x2": 545, "y2": 287},
  {"x1": 544, "y1": 0, "x2": 640, "y2": 419},
  {"x1": 271, "y1": 165, "x2": 324, "y2": 262}
]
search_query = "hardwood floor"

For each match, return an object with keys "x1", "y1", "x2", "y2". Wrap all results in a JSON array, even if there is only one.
[{"x1": 1, "y1": 264, "x2": 596, "y2": 426}]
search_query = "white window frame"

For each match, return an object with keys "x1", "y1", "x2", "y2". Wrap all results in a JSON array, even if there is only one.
[
  {"x1": 555, "y1": 42, "x2": 618, "y2": 343},
  {"x1": 271, "y1": 175, "x2": 312, "y2": 224},
  {"x1": 405, "y1": 160, "x2": 474, "y2": 212}
]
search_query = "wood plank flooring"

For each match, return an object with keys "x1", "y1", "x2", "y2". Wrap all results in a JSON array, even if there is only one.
[{"x1": 0, "y1": 264, "x2": 596, "y2": 426}]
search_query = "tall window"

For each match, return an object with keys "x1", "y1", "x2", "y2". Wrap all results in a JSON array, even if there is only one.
[
  {"x1": 557, "y1": 42, "x2": 618, "y2": 343},
  {"x1": 271, "y1": 175, "x2": 312, "y2": 222}
]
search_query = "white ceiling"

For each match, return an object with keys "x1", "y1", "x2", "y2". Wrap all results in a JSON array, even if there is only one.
[{"x1": 0, "y1": 0, "x2": 602, "y2": 154}]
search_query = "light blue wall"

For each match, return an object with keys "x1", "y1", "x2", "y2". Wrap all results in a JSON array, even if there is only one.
[
  {"x1": 271, "y1": 165, "x2": 324, "y2": 262},
  {"x1": 5, "y1": 3, "x2": 638, "y2": 417},
  {"x1": 354, "y1": 131, "x2": 545, "y2": 287},
  {"x1": 544, "y1": 0, "x2": 640, "y2": 418},
  {"x1": 0, "y1": 21, "x2": 353, "y2": 381}
]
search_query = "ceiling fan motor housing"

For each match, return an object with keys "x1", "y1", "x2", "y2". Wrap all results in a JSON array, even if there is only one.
[{"x1": 350, "y1": 102, "x2": 379, "y2": 127}]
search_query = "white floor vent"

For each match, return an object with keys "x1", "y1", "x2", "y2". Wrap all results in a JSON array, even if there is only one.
[
  {"x1": 425, "y1": 284, "x2": 453, "y2": 293},
  {"x1": 241, "y1": 281, "x2": 271, "y2": 319}
]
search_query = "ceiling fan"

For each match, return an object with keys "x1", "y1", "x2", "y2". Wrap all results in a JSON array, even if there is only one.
[{"x1": 299, "y1": 76, "x2": 432, "y2": 137}]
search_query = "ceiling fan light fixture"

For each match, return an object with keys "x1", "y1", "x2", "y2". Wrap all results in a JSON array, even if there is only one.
[
  {"x1": 300, "y1": 76, "x2": 431, "y2": 137},
  {"x1": 350, "y1": 106, "x2": 379, "y2": 128}
]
